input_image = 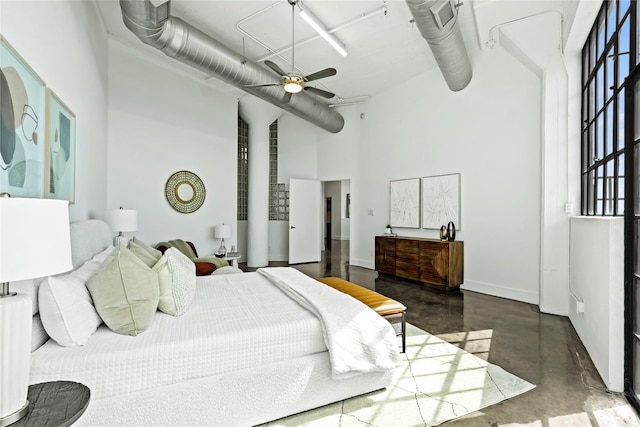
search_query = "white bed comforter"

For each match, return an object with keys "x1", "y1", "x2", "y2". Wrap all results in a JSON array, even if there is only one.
[{"x1": 258, "y1": 267, "x2": 399, "y2": 379}]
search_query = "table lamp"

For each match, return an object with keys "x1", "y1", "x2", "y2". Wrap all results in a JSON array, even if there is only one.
[
  {"x1": 104, "y1": 207, "x2": 138, "y2": 249},
  {"x1": 0, "y1": 195, "x2": 72, "y2": 426},
  {"x1": 214, "y1": 224, "x2": 231, "y2": 256}
]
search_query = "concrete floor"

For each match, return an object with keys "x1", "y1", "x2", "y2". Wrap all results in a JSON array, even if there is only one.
[{"x1": 244, "y1": 240, "x2": 640, "y2": 426}]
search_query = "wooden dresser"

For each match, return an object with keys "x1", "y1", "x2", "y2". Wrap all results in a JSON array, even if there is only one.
[{"x1": 375, "y1": 236, "x2": 464, "y2": 290}]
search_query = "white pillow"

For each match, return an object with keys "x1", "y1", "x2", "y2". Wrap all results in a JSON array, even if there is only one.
[
  {"x1": 153, "y1": 247, "x2": 196, "y2": 316},
  {"x1": 92, "y1": 245, "x2": 115, "y2": 264},
  {"x1": 210, "y1": 266, "x2": 244, "y2": 275},
  {"x1": 39, "y1": 260, "x2": 103, "y2": 347}
]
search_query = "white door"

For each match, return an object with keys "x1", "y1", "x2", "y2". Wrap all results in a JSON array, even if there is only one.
[{"x1": 289, "y1": 179, "x2": 321, "y2": 264}]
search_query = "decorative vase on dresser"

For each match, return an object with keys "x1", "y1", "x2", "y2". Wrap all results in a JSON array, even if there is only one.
[{"x1": 375, "y1": 235, "x2": 464, "y2": 290}]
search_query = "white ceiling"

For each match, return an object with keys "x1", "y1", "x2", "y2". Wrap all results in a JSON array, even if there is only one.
[{"x1": 96, "y1": 0, "x2": 575, "y2": 105}]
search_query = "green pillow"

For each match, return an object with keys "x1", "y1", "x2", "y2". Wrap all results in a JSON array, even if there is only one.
[
  {"x1": 132, "y1": 237, "x2": 162, "y2": 259},
  {"x1": 129, "y1": 239, "x2": 161, "y2": 267},
  {"x1": 87, "y1": 248, "x2": 159, "y2": 336}
]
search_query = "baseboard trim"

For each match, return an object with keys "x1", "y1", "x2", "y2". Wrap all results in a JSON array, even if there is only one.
[
  {"x1": 461, "y1": 280, "x2": 539, "y2": 305},
  {"x1": 269, "y1": 254, "x2": 288, "y2": 262},
  {"x1": 351, "y1": 258, "x2": 374, "y2": 270}
]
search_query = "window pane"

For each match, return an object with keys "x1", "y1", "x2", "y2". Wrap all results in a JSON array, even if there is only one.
[
  {"x1": 597, "y1": 66, "x2": 605, "y2": 112},
  {"x1": 619, "y1": 17, "x2": 630, "y2": 82},
  {"x1": 596, "y1": 165, "x2": 604, "y2": 214},
  {"x1": 591, "y1": 30, "x2": 597, "y2": 70},
  {"x1": 620, "y1": 0, "x2": 631, "y2": 21},
  {"x1": 618, "y1": 154, "x2": 625, "y2": 215},
  {"x1": 619, "y1": 88, "x2": 626, "y2": 149},
  {"x1": 605, "y1": 160, "x2": 615, "y2": 215},
  {"x1": 597, "y1": 114, "x2": 604, "y2": 159},
  {"x1": 589, "y1": 79, "x2": 596, "y2": 121},
  {"x1": 582, "y1": 174, "x2": 589, "y2": 214},
  {"x1": 583, "y1": 89, "x2": 589, "y2": 130},
  {"x1": 607, "y1": 48, "x2": 616, "y2": 97},
  {"x1": 588, "y1": 169, "x2": 596, "y2": 215},
  {"x1": 583, "y1": 130, "x2": 590, "y2": 172},
  {"x1": 589, "y1": 124, "x2": 596, "y2": 164},
  {"x1": 607, "y1": 1, "x2": 617, "y2": 43},
  {"x1": 606, "y1": 102, "x2": 614, "y2": 155},
  {"x1": 597, "y1": 14, "x2": 606, "y2": 59}
]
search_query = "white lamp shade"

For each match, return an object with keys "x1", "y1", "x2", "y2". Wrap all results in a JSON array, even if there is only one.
[
  {"x1": 0, "y1": 198, "x2": 73, "y2": 282},
  {"x1": 105, "y1": 208, "x2": 138, "y2": 233},
  {"x1": 214, "y1": 224, "x2": 231, "y2": 239}
]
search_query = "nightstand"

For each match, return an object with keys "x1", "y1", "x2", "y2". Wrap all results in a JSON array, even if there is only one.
[
  {"x1": 12, "y1": 381, "x2": 90, "y2": 427},
  {"x1": 224, "y1": 255, "x2": 241, "y2": 267}
]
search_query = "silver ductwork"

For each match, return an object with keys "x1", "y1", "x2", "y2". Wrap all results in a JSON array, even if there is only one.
[
  {"x1": 405, "y1": 0, "x2": 472, "y2": 91},
  {"x1": 119, "y1": 0, "x2": 344, "y2": 133}
]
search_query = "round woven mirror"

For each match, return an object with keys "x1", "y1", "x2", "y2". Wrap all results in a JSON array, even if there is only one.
[{"x1": 165, "y1": 170, "x2": 205, "y2": 213}]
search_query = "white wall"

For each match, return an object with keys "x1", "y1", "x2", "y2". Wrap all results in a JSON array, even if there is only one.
[
  {"x1": 1, "y1": 1, "x2": 109, "y2": 221},
  {"x1": 569, "y1": 217, "x2": 624, "y2": 391},
  {"x1": 107, "y1": 41, "x2": 237, "y2": 256},
  {"x1": 351, "y1": 48, "x2": 542, "y2": 304}
]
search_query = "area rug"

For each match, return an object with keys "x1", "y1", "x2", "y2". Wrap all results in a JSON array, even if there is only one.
[{"x1": 261, "y1": 324, "x2": 535, "y2": 427}]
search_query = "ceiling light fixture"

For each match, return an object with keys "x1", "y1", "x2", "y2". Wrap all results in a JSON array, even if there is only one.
[
  {"x1": 284, "y1": 82, "x2": 303, "y2": 93},
  {"x1": 283, "y1": 75, "x2": 304, "y2": 93},
  {"x1": 298, "y1": 4, "x2": 347, "y2": 57}
]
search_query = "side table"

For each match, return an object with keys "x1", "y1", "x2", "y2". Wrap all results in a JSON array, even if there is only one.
[
  {"x1": 224, "y1": 255, "x2": 241, "y2": 267},
  {"x1": 12, "y1": 381, "x2": 90, "y2": 427}
]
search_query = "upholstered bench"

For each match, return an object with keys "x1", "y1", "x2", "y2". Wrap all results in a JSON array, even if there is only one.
[{"x1": 317, "y1": 277, "x2": 407, "y2": 353}]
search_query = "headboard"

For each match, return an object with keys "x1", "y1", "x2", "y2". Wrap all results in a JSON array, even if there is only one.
[
  {"x1": 69, "y1": 219, "x2": 113, "y2": 269},
  {"x1": 22, "y1": 219, "x2": 113, "y2": 351}
]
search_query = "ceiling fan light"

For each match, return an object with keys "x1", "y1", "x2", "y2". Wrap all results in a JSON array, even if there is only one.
[
  {"x1": 284, "y1": 82, "x2": 303, "y2": 93},
  {"x1": 299, "y1": 9, "x2": 348, "y2": 57}
]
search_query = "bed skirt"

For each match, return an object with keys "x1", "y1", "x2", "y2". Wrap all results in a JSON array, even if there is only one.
[{"x1": 75, "y1": 351, "x2": 393, "y2": 426}]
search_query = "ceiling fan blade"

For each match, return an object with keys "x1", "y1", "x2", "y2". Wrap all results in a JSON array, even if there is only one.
[
  {"x1": 304, "y1": 86, "x2": 335, "y2": 99},
  {"x1": 264, "y1": 60, "x2": 288, "y2": 77},
  {"x1": 244, "y1": 83, "x2": 280, "y2": 88},
  {"x1": 304, "y1": 68, "x2": 337, "y2": 83},
  {"x1": 283, "y1": 92, "x2": 292, "y2": 103}
]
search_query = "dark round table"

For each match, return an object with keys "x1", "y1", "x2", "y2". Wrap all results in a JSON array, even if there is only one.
[{"x1": 12, "y1": 381, "x2": 90, "y2": 427}]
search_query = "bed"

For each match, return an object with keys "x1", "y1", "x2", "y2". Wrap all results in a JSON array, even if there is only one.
[{"x1": 20, "y1": 220, "x2": 397, "y2": 426}]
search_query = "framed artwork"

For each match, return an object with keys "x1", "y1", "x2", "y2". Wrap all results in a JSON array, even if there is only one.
[
  {"x1": 0, "y1": 36, "x2": 46, "y2": 198},
  {"x1": 422, "y1": 173, "x2": 461, "y2": 229},
  {"x1": 45, "y1": 89, "x2": 76, "y2": 202},
  {"x1": 389, "y1": 178, "x2": 420, "y2": 228}
]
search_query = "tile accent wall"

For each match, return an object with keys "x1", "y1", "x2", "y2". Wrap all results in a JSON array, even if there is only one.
[
  {"x1": 237, "y1": 115, "x2": 248, "y2": 221},
  {"x1": 237, "y1": 118, "x2": 289, "y2": 221},
  {"x1": 269, "y1": 120, "x2": 289, "y2": 221}
]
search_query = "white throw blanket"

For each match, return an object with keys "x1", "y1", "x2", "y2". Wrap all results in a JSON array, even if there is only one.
[{"x1": 258, "y1": 267, "x2": 399, "y2": 379}]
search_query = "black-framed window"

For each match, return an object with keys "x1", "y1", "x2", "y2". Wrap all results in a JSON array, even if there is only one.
[{"x1": 582, "y1": 0, "x2": 636, "y2": 216}]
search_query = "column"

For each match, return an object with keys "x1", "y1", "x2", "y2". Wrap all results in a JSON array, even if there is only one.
[{"x1": 238, "y1": 95, "x2": 282, "y2": 267}]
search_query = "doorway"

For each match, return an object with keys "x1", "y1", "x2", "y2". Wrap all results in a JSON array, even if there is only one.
[{"x1": 325, "y1": 197, "x2": 332, "y2": 251}]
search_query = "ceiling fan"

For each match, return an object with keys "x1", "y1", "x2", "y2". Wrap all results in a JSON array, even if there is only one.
[{"x1": 246, "y1": 0, "x2": 337, "y2": 101}]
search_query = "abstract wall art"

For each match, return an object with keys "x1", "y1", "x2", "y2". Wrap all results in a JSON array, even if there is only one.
[
  {"x1": 0, "y1": 36, "x2": 46, "y2": 198},
  {"x1": 389, "y1": 178, "x2": 420, "y2": 228},
  {"x1": 45, "y1": 89, "x2": 76, "y2": 202},
  {"x1": 422, "y1": 173, "x2": 461, "y2": 229}
]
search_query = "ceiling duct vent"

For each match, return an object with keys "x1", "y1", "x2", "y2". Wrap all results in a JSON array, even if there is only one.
[
  {"x1": 119, "y1": 0, "x2": 344, "y2": 133},
  {"x1": 406, "y1": 0, "x2": 472, "y2": 91}
]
